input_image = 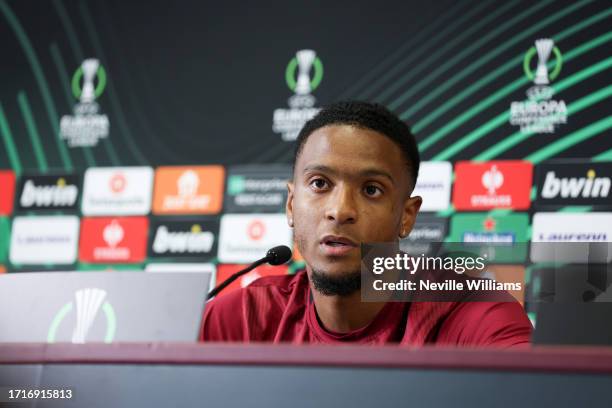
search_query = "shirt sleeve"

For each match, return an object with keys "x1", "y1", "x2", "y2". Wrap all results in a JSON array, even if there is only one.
[{"x1": 435, "y1": 301, "x2": 533, "y2": 348}]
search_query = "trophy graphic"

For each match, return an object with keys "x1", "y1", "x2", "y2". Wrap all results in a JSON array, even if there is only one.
[
  {"x1": 295, "y1": 50, "x2": 316, "y2": 95},
  {"x1": 80, "y1": 59, "x2": 100, "y2": 103},
  {"x1": 71, "y1": 288, "x2": 107, "y2": 343},
  {"x1": 534, "y1": 39, "x2": 554, "y2": 85}
]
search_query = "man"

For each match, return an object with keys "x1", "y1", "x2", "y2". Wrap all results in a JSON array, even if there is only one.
[{"x1": 201, "y1": 101, "x2": 532, "y2": 346}]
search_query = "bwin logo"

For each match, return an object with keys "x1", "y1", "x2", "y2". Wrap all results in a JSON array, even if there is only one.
[
  {"x1": 541, "y1": 170, "x2": 611, "y2": 199},
  {"x1": 20, "y1": 178, "x2": 78, "y2": 208}
]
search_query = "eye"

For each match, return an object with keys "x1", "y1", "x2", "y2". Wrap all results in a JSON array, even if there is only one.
[
  {"x1": 364, "y1": 185, "x2": 383, "y2": 197},
  {"x1": 309, "y1": 178, "x2": 329, "y2": 191}
]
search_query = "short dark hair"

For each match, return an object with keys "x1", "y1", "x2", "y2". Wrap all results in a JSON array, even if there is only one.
[{"x1": 293, "y1": 101, "x2": 420, "y2": 188}]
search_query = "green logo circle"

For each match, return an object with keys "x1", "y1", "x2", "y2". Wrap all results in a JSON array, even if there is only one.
[
  {"x1": 285, "y1": 56, "x2": 324, "y2": 92},
  {"x1": 47, "y1": 301, "x2": 116, "y2": 343},
  {"x1": 523, "y1": 45, "x2": 562, "y2": 82},
  {"x1": 71, "y1": 65, "x2": 107, "y2": 100}
]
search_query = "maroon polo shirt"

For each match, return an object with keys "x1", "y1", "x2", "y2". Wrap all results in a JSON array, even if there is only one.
[{"x1": 200, "y1": 271, "x2": 532, "y2": 347}]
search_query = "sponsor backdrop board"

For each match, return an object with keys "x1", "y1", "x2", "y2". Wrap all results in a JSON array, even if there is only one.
[
  {"x1": 411, "y1": 162, "x2": 452, "y2": 212},
  {"x1": 530, "y1": 212, "x2": 612, "y2": 263},
  {"x1": 9, "y1": 216, "x2": 80, "y2": 265},
  {"x1": 79, "y1": 217, "x2": 149, "y2": 264},
  {"x1": 2, "y1": 1, "x2": 609, "y2": 167},
  {"x1": 15, "y1": 174, "x2": 81, "y2": 213},
  {"x1": 82, "y1": 167, "x2": 154, "y2": 216},
  {"x1": 448, "y1": 213, "x2": 530, "y2": 263},
  {"x1": 0, "y1": 217, "x2": 10, "y2": 263},
  {"x1": 0, "y1": 0, "x2": 610, "y2": 296},
  {"x1": 534, "y1": 160, "x2": 612, "y2": 209},
  {"x1": 148, "y1": 217, "x2": 219, "y2": 261},
  {"x1": 400, "y1": 215, "x2": 448, "y2": 256},
  {"x1": 218, "y1": 214, "x2": 292, "y2": 263},
  {"x1": 224, "y1": 165, "x2": 292, "y2": 213},
  {"x1": 0, "y1": 171, "x2": 16, "y2": 216},
  {"x1": 152, "y1": 166, "x2": 225, "y2": 215},
  {"x1": 453, "y1": 161, "x2": 533, "y2": 211},
  {"x1": 532, "y1": 213, "x2": 612, "y2": 243},
  {"x1": 215, "y1": 264, "x2": 289, "y2": 297}
]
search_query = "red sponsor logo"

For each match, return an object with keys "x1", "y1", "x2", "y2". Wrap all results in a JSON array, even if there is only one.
[
  {"x1": 214, "y1": 264, "x2": 288, "y2": 297},
  {"x1": 247, "y1": 220, "x2": 266, "y2": 241},
  {"x1": 452, "y1": 161, "x2": 533, "y2": 210},
  {"x1": 0, "y1": 171, "x2": 16, "y2": 215},
  {"x1": 109, "y1": 173, "x2": 127, "y2": 193},
  {"x1": 79, "y1": 217, "x2": 148, "y2": 263}
]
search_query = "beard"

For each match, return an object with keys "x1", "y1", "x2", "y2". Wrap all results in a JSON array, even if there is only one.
[{"x1": 310, "y1": 267, "x2": 361, "y2": 297}]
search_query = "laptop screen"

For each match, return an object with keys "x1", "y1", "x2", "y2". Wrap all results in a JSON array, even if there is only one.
[{"x1": 0, "y1": 271, "x2": 211, "y2": 343}]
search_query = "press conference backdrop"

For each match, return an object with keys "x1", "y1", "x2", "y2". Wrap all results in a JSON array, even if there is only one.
[{"x1": 0, "y1": 0, "x2": 611, "y2": 305}]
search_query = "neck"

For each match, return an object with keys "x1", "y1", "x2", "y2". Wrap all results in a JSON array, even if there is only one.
[{"x1": 308, "y1": 272, "x2": 387, "y2": 333}]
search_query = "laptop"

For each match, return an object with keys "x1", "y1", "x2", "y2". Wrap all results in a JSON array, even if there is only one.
[{"x1": 0, "y1": 271, "x2": 211, "y2": 343}]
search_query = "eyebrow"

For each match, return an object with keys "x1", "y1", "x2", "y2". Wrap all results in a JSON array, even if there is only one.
[{"x1": 303, "y1": 164, "x2": 395, "y2": 185}]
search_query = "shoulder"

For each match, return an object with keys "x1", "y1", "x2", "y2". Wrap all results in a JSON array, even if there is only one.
[
  {"x1": 436, "y1": 299, "x2": 533, "y2": 348},
  {"x1": 200, "y1": 271, "x2": 308, "y2": 342}
]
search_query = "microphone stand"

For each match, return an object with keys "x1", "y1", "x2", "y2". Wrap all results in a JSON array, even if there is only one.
[{"x1": 206, "y1": 256, "x2": 270, "y2": 300}]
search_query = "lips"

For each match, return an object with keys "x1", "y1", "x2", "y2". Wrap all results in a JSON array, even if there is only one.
[{"x1": 320, "y1": 235, "x2": 357, "y2": 256}]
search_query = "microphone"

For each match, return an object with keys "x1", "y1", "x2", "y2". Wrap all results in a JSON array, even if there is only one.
[{"x1": 207, "y1": 245, "x2": 292, "y2": 300}]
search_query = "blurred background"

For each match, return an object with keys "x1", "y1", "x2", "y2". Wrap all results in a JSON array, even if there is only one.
[{"x1": 0, "y1": 0, "x2": 610, "y2": 313}]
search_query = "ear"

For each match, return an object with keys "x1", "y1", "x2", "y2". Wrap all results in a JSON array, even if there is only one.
[
  {"x1": 399, "y1": 195, "x2": 422, "y2": 238},
  {"x1": 286, "y1": 181, "x2": 294, "y2": 227}
]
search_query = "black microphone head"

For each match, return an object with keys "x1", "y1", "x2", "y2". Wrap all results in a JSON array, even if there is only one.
[{"x1": 266, "y1": 245, "x2": 293, "y2": 265}]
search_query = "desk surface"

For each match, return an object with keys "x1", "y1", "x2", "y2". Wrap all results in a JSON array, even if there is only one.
[
  {"x1": 2, "y1": 344, "x2": 612, "y2": 408},
  {"x1": 2, "y1": 342, "x2": 612, "y2": 372}
]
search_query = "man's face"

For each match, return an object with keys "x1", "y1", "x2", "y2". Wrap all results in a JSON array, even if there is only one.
[{"x1": 287, "y1": 125, "x2": 421, "y2": 285}]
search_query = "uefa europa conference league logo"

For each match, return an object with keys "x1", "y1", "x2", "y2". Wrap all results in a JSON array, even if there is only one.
[
  {"x1": 48, "y1": 288, "x2": 116, "y2": 343},
  {"x1": 60, "y1": 59, "x2": 110, "y2": 147},
  {"x1": 273, "y1": 49, "x2": 324, "y2": 141},
  {"x1": 510, "y1": 38, "x2": 566, "y2": 134}
]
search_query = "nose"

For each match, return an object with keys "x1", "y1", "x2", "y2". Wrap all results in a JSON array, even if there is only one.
[{"x1": 324, "y1": 184, "x2": 357, "y2": 224}]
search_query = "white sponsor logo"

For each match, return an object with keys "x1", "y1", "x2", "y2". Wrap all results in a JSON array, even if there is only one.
[
  {"x1": 531, "y1": 213, "x2": 612, "y2": 263},
  {"x1": 94, "y1": 220, "x2": 130, "y2": 260},
  {"x1": 218, "y1": 214, "x2": 292, "y2": 263},
  {"x1": 162, "y1": 170, "x2": 210, "y2": 211},
  {"x1": 541, "y1": 170, "x2": 611, "y2": 199},
  {"x1": 152, "y1": 224, "x2": 215, "y2": 254},
  {"x1": 463, "y1": 232, "x2": 515, "y2": 243},
  {"x1": 228, "y1": 175, "x2": 287, "y2": 207},
  {"x1": 103, "y1": 220, "x2": 124, "y2": 247},
  {"x1": 82, "y1": 167, "x2": 153, "y2": 215},
  {"x1": 532, "y1": 213, "x2": 612, "y2": 242},
  {"x1": 411, "y1": 162, "x2": 452, "y2": 212},
  {"x1": 9, "y1": 216, "x2": 79, "y2": 264},
  {"x1": 470, "y1": 165, "x2": 512, "y2": 207},
  {"x1": 409, "y1": 226, "x2": 444, "y2": 241},
  {"x1": 20, "y1": 178, "x2": 78, "y2": 208}
]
